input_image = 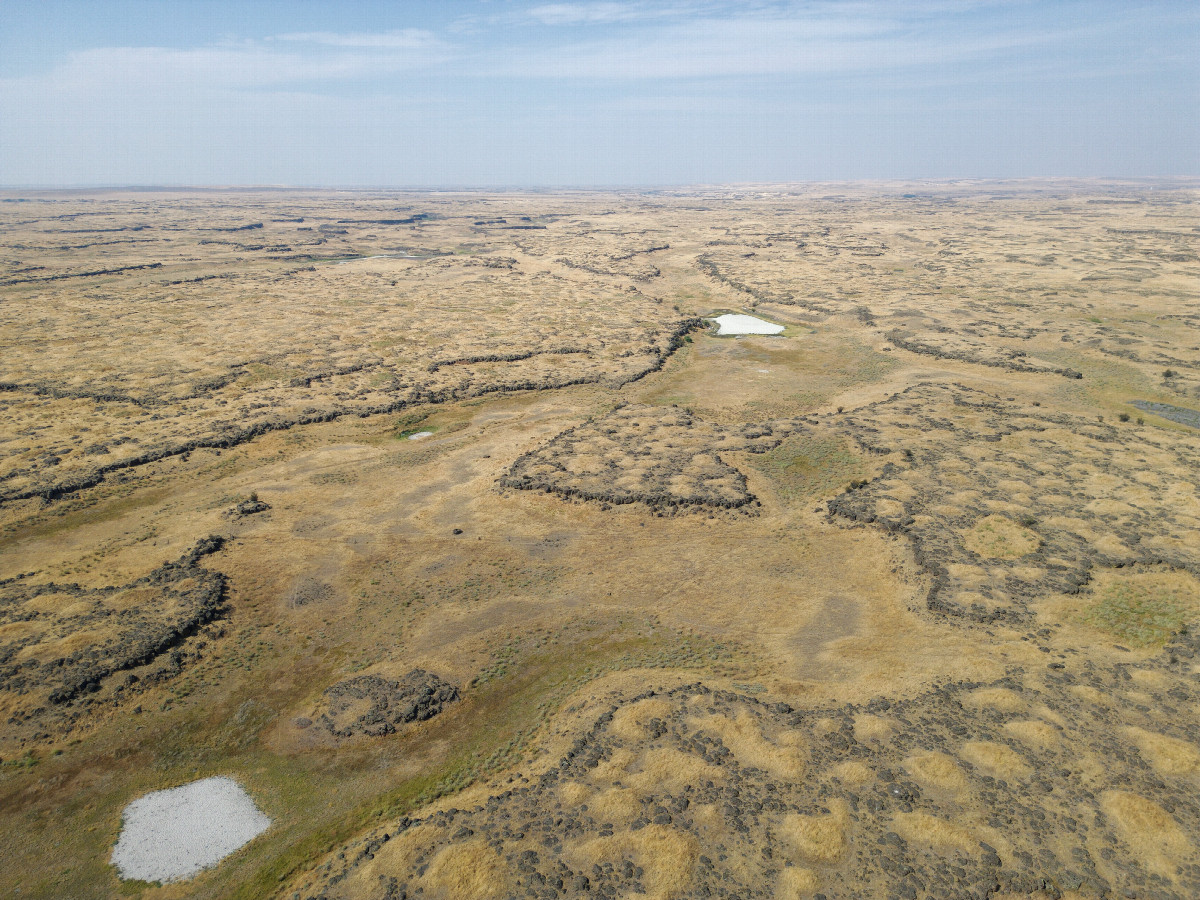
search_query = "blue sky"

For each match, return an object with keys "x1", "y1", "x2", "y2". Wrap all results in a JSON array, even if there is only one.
[{"x1": 1, "y1": 1, "x2": 1197, "y2": 186}]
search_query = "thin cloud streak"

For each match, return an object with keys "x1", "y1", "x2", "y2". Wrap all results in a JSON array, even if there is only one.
[
  {"x1": 490, "y1": 6, "x2": 1164, "y2": 80},
  {"x1": 0, "y1": 41, "x2": 453, "y2": 99},
  {"x1": 524, "y1": 2, "x2": 699, "y2": 25},
  {"x1": 270, "y1": 30, "x2": 444, "y2": 49}
]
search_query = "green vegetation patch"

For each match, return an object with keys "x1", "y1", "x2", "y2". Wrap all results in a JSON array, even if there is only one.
[
  {"x1": 750, "y1": 433, "x2": 870, "y2": 504},
  {"x1": 392, "y1": 410, "x2": 432, "y2": 439},
  {"x1": 1081, "y1": 580, "x2": 1195, "y2": 647},
  {"x1": 964, "y1": 514, "x2": 1040, "y2": 559},
  {"x1": 310, "y1": 470, "x2": 358, "y2": 486},
  {"x1": 391, "y1": 409, "x2": 472, "y2": 441}
]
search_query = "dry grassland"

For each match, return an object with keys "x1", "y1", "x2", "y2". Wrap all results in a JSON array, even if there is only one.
[{"x1": 1, "y1": 181, "x2": 1199, "y2": 899}]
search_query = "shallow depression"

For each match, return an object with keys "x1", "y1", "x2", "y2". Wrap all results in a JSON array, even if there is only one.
[{"x1": 111, "y1": 776, "x2": 270, "y2": 883}]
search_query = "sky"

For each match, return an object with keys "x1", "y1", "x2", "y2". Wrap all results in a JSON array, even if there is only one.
[{"x1": 0, "y1": 0, "x2": 1197, "y2": 187}]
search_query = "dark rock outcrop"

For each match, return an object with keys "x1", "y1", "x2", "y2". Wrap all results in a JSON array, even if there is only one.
[{"x1": 319, "y1": 669, "x2": 460, "y2": 738}]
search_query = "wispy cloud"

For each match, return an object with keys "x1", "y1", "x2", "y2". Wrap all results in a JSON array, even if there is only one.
[
  {"x1": 490, "y1": 2, "x2": 1188, "y2": 80},
  {"x1": 0, "y1": 35, "x2": 453, "y2": 101},
  {"x1": 270, "y1": 29, "x2": 444, "y2": 49},
  {"x1": 8, "y1": 2, "x2": 1188, "y2": 100},
  {"x1": 449, "y1": 0, "x2": 712, "y2": 34},
  {"x1": 524, "y1": 2, "x2": 697, "y2": 26},
  {"x1": 490, "y1": 16, "x2": 991, "y2": 79}
]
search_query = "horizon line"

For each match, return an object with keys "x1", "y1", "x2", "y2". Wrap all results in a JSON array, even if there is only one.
[{"x1": 2, "y1": 175, "x2": 1199, "y2": 194}]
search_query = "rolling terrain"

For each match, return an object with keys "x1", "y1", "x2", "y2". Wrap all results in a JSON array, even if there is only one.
[{"x1": 1, "y1": 181, "x2": 1199, "y2": 899}]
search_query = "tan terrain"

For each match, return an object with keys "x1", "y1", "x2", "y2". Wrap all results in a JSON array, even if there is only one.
[{"x1": 1, "y1": 181, "x2": 1199, "y2": 899}]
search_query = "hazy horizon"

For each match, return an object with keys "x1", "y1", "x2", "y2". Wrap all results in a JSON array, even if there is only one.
[
  {"x1": 2, "y1": 0, "x2": 1198, "y2": 188},
  {"x1": 4, "y1": 177, "x2": 1199, "y2": 194}
]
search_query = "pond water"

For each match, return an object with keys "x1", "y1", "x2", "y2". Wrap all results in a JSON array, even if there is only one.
[
  {"x1": 334, "y1": 253, "x2": 421, "y2": 264},
  {"x1": 1131, "y1": 400, "x2": 1200, "y2": 430}
]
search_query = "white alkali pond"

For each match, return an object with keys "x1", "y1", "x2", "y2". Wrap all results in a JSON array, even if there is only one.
[
  {"x1": 712, "y1": 313, "x2": 785, "y2": 335},
  {"x1": 111, "y1": 776, "x2": 270, "y2": 883}
]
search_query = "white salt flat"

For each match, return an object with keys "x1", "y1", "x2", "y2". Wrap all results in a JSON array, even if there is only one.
[
  {"x1": 111, "y1": 776, "x2": 270, "y2": 883},
  {"x1": 712, "y1": 314, "x2": 785, "y2": 335}
]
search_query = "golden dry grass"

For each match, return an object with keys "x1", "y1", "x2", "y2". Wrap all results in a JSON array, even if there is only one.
[
  {"x1": 1101, "y1": 791, "x2": 1192, "y2": 878},
  {"x1": 570, "y1": 825, "x2": 699, "y2": 900},
  {"x1": 774, "y1": 865, "x2": 820, "y2": 899},
  {"x1": 589, "y1": 787, "x2": 642, "y2": 824},
  {"x1": 610, "y1": 697, "x2": 674, "y2": 741},
  {"x1": 780, "y1": 802, "x2": 849, "y2": 864},
  {"x1": 961, "y1": 741, "x2": 1033, "y2": 780},
  {"x1": 355, "y1": 823, "x2": 445, "y2": 885},
  {"x1": 852, "y1": 714, "x2": 892, "y2": 742},
  {"x1": 1122, "y1": 726, "x2": 1200, "y2": 778},
  {"x1": 688, "y1": 708, "x2": 806, "y2": 778},
  {"x1": 903, "y1": 751, "x2": 970, "y2": 794},
  {"x1": 829, "y1": 760, "x2": 873, "y2": 784},
  {"x1": 558, "y1": 780, "x2": 592, "y2": 807},
  {"x1": 964, "y1": 687, "x2": 1027, "y2": 714},
  {"x1": 892, "y1": 812, "x2": 978, "y2": 854},
  {"x1": 421, "y1": 839, "x2": 509, "y2": 899},
  {"x1": 1002, "y1": 719, "x2": 1062, "y2": 752},
  {"x1": 963, "y1": 514, "x2": 1041, "y2": 559},
  {"x1": 627, "y1": 746, "x2": 727, "y2": 794}
]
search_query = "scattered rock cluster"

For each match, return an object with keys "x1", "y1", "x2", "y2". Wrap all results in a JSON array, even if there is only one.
[
  {"x1": 0, "y1": 537, "x2": 228, "y2": 743},
  {"x1": 228, "y1": 498, "x2": 270, "y2": 516},
  {"x1": 501, "y1": 404, "x2": 806, "y2": 514},
  {"x1": 318, "y1": 669, "x2": 460, "y2": 738},
  {"x1": 885, "y1": 330, "x2": 1083, "y2": 379},
  {"x1": 826, "y1": 383, "x2": 1200, "y2": 624}
]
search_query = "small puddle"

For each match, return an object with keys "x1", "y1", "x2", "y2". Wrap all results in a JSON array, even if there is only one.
[
  {"x1": 333, "y1": 253, "x2": 421, "y2": 264},
  {"x1": 1131, "y1": 400, "x2": 1200, "y2": 429}
]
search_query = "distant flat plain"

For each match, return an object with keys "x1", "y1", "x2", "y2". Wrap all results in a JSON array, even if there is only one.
[{"x1": 1, "y1": 181, "x2": 1199, "y2": 899}]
